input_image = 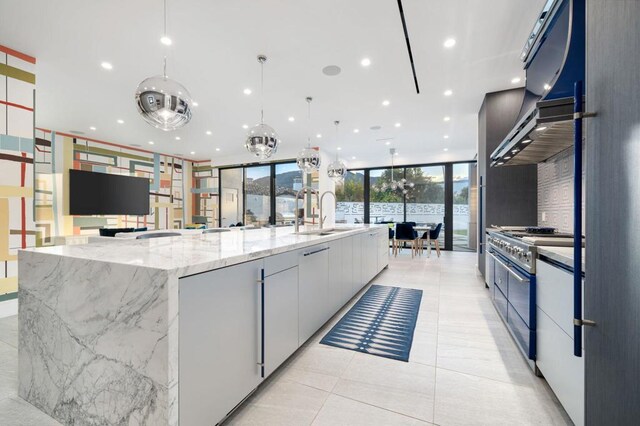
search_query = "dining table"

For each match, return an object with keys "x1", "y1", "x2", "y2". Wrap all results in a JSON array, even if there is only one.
[{"x1": 414, "y1": 225, "x2": 432, "y2": 257}]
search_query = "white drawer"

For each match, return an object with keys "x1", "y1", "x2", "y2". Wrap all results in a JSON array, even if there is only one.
[{"x1": 536, "y1": 260, "x2": 583, "y2": 339}]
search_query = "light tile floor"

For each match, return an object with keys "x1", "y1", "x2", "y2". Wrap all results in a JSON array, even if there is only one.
[{"x1": 0, "y1": 251, "x2": 572, "y2": 425}]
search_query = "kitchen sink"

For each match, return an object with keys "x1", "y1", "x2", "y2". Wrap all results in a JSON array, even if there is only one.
[{"x1": 294, "y1": 227, "x2": 357, "y2": 236}]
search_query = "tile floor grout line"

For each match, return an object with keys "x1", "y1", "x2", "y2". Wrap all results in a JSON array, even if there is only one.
[{"x1": 327, "y1": 392, "x2": 436, "y2": 425}]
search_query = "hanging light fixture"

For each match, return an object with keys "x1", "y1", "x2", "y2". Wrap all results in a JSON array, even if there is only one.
[
  {"x1": 327, "y1": 120, "x2": 347, "y2": 181},
  {"x1": 135, "y1": 0, "x2": 193, "y2": 131},
  {"x1": 245, "y1": 55, "x2": 279, "y2": 159},
  {"x1": 296, "y1": 97, "x2": 321, "y2": 173},
  {"x1": 373, "y1": 148, "x2": 414, "y2": 194}
]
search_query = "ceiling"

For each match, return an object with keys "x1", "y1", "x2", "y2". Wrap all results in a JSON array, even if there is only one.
[{"x1": 0, "y1": 0, "x2": 544, "y2": 168}]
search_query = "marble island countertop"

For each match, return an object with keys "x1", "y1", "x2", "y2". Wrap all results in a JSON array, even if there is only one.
[
  {"x1": 22, "y1": 224, "x2": 384, "y2": 278},
  {"x1": 537, "y1": 246, "x2": 586, "y2": 273}
]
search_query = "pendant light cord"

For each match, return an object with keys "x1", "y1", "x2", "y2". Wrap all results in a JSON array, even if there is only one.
[
  {"x1": 307, "y1": 98, "x2": 312, "y2": 146},
  {"x1": 335, "y1": 120, "x2": 340, "y2": 160},
  {"x1": 163, "y1": 0, "x2": 167, "y2": 37},
  {"x1": 260, "y1": 58, "x2": 264, "y2": 124}
]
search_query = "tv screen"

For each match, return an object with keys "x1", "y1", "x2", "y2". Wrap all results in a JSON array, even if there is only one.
[{"x1": 69, "y1": 169, "x2": 150, "y2": 215}]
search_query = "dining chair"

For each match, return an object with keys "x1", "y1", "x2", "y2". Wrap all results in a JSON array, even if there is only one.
[
  {"x1": 393, "y1": 223, "x2": 418, "y2": 258},
  {"x1": 420, "y1": 223, "x2": 442, "y2": 257}
]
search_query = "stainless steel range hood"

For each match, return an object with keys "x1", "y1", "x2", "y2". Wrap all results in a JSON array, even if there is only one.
[{"x1": 490, "y1": 0, "x2": 585, "y2": 167}]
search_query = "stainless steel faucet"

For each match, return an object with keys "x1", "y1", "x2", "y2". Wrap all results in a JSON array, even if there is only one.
[
  {"x1": 294, "y1": 186, "x2": 320, "y2": 233},
  {"x1": 319, "y1": 191, "x2": 336, "y2": 230}
]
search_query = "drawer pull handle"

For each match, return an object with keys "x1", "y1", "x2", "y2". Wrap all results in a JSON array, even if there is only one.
[{"x1": 303, "y1": 247, "x2": 330, "y2": 256}]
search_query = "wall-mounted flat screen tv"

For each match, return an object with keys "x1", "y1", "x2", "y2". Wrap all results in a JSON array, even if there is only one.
[{"x1": 69, "y1": 169, "x2": 150, "y2": 215}]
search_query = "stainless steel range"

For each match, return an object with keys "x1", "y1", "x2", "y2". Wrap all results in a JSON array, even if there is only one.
[{"x1": 485, "y1": 226, "x2": 580, "y2": 370}]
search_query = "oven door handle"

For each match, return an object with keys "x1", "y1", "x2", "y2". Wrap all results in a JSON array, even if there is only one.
[{"x1": 493, "y1": 255, "x2": 530, "y2": 283}]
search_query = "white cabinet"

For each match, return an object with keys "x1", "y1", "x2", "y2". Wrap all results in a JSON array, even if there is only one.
[
  {"x1": 362, "y1": 232, "x2": 378, "y2": 283},
  {"x1": 264, "y1": 265, "x2": 299, "y2": 377},
  {"x1": 298, "y1": 244, "x2": 329, "y2": 344},
  {"x1": 341, "y1": 235, "x2": 354, "y2": 304},
  {"x1": 328, "y1": 238, "x2": 345, "y2": 313},
  {"x1": 351, "y1": 234, "x2": 364, "y2": 297},
  {"x1": 536, "y1": 260, "x2": 584, "y2": 426},
  {"x1": 378, "y1": 228, "x2": 389, "y2": 272},
  {"x1": 179, "y1": 259, "x2": 263, "y2": 426}
]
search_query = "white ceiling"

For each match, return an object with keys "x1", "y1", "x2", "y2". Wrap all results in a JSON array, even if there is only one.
[{"x1": 0, "y1": 0, "x2": 544, "y2": 168}]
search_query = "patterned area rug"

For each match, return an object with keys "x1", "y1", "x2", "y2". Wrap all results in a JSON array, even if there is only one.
[{"x1": 320, "y1": 285, "x2": 422, "y2": 362}]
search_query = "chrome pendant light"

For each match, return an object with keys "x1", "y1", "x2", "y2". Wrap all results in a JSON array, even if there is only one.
[
  {"x1": 327, "y1": 120, "x2": 347, "y2": 182},
  {"x1": 245, "y1": 55, "x2": 279, "y2": 159},
  {"x1": 135, "y1": 0, "x2": 193, "y2": 131},
  {"x1": 296, "y1": 97, "x2": 321, "y2": 173}
]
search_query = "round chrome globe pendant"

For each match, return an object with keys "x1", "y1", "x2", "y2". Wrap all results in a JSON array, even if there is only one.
[
  {"x1": 296, "y1": 144, "x2": 321, "y2": 173},
  {"x1": 327, "y1": 158, "x2": 347, "y2": 181},
  {"x1": 245, "y1": 122, "x2": 279, "y2": 159},
  {"x1": 135, "y1": 75, "x2": 193, "y2": 131}
]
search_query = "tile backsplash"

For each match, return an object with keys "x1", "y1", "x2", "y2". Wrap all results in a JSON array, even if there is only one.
[{"x1": 537, "y1": 146, "x2": 586, "y2": 234}]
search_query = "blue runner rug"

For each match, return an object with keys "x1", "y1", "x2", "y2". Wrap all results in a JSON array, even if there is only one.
[{"x1": 320, "y1": 285, "x2": 423, "y2": 362}]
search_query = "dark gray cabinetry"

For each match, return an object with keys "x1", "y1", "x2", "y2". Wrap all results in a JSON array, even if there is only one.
[
  {"x1": 477, "y1": 89, "x2": 538, "y2": 277},
  {"x1": 585, "y1": 1, "x2": 640, "y2": 424}
]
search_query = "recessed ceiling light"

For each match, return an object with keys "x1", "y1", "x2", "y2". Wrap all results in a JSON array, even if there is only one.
[
  {"x1": 536, "y1": 126, "x2": 547, "y2": 131},
  {"x1": 215, "y1": 148, "x2": 220, "y2": 151},
  {"x1": 353, "y1": 129, "x2": 359, "y2": 133},
  {"x1": 337, "y1": 147, "x2": 342, "y2": 151},
  {"x1": 444, "y1": 135, "x2": 449, "y2": 139},
  {"x1": 89, "y1": 126, "x2": 96, "y2": 131},
  {"x1": 504, "y1": 156, "x2": 511, "y2": 160},
  {"x1": 243, "y1": 88, "x2": 252, "y2": 95},
  {"x1": 316, "y1": 133, "x2": 322, "y2": 138},
  {"x1": 385, "y1": 141, "x2": 391, "y2": 145},
  {"x1": 444, "y1": 89, "x2": 453, "y2": 97},
  {"x1": 175, "y1": 136, "x2": 181, "y2": 140},
  {"x1": 288, "y1": 116, "x2": 295, "y2": 122},
  {"x1": 497, "y1": 161, "x2": 505, "y2": 165},
  {"x1": 192, "y1": 101, "x2": 199, "y2": 107},
  {"x1": 101, "y1": 62, "x2": 113, "y2": 70},
  {"x1": 148, "y1": 141, "x2": 154, "y2": 145},
  {"x1": 394, "y1": 152, "x2": 399, "y2": 156},
  {"x1": 160, "y1": 36, "x2": 172, "y2": 46},
  {"x1": 511, "y1": 77, "x2": 521, "y2": 84},
  {"x1": 444, "y1": 148, "x2": 449, "y2": 151},
  {"x1": 242, "y1": 124, "x2": 249, "y2": 129},
  {"x1": 117, "y1": 119, "x2": 124, "y2": 124},
  {"x1": 361, "y1": 58, "x2": 371, "y2": 67},
  {"x1": 351, "y1": 156, "x2": 356, "y2": 160},
  {"x1": 443, "y1": 116, "x2": 451, "y2": 122},
  {"x1": 443, "y1": 38, "x2": 456, "y2": 48},
  {"x1": 523, "y1": 139, "x2": 532, "y2": 144},
  {"x1": 190, "y1": 151, "x2": 195, "y2": 155},
  {"x1": 206, "y1": 130, "x2": 212, "y2": 135},
  {"x1": 382, "y1": 100, "x2": 390, "y2": 106},
  {"x1": 544, "y1": 83, "x2": 551, "y2": 90},
  {"x1": 394, "y1": 122, "x2": 401, "y2": 127}
]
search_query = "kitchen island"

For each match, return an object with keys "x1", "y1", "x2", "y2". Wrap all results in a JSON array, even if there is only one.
[{"x1": 18, "y1": 225, "x2": 389, "y2": 426}]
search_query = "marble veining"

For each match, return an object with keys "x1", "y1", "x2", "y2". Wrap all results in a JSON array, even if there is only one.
[{"x1": 18, "y1": 225, "x2": 384, "y2": 425}]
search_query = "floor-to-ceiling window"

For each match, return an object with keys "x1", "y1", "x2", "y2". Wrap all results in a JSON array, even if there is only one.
[
  {"x1": 452, "y1": 162, "x2": 476, "y2": 252},
  {"x1": 406, "y1": 165, "x2": 446, "y2": 248},
  {"x1": 275, "y1": 163, "x2": 303, "y2": 225},
  {"x1": 220, "y1": 168, "x2": 243, "y2": 227},
  {"x1": 336, "y1": 170, "x2": 365, "y2": 224},
  {"x1": 369, "y1": 168, "x2": 404, "y2": 223},
  {"x1": 244, "y1": 165, "x2": 271, "y2": 226}
]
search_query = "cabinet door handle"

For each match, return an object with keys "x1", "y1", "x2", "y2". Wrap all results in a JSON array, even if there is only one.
[
  {"x1": 258, "y1": 268, "x2": 265, "y2": 378},
  {"x1": 303, "y1": 247, "x2": 330, "y2": 256}
]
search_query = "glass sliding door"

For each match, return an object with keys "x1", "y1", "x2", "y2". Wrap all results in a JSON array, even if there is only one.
[
  {"x1": 405, "y1": 166, "x2": 445, "y2": 248},
  {"x1": 336, "y1": 170, "x2": 365, "y2": 224},
  {"x1": 220, "y1": 168, "x2": 243, "y2": 227},
  {"x1": 275, "y1": 163, "x2": 303, "y2": 226},
  {"x1": 369, "y1": 168, "x2": 404, "y2": 223},
  {"x1": 452, "y1": 163, "x2": 475, "y2": 251},
  {"x1": 244, "y1": 165, "x2": 271, "y2": 226}
]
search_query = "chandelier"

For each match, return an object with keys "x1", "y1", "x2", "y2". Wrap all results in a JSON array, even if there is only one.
[
  {"x1": 135, "y1": 0, "x2": 193, "y2": 131},
  {"x1": 245, "y1": 55, "x2": 280, "y2": 159},
  {"x1": 373, "y1": 148, "x2": 414, "y2": 195}
]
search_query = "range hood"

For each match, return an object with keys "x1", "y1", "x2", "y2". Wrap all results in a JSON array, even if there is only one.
[{"x1": 490, "y1": 0, "x2": 585, "y2": 167}]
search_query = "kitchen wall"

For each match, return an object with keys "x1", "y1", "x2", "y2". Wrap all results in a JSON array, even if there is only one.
[
  {"x1": 537, "y1": 145, "x2": 586, "y2": 233},
  {"x1": 0, "y1": 45, "x2": 35, "y2": 303}
]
